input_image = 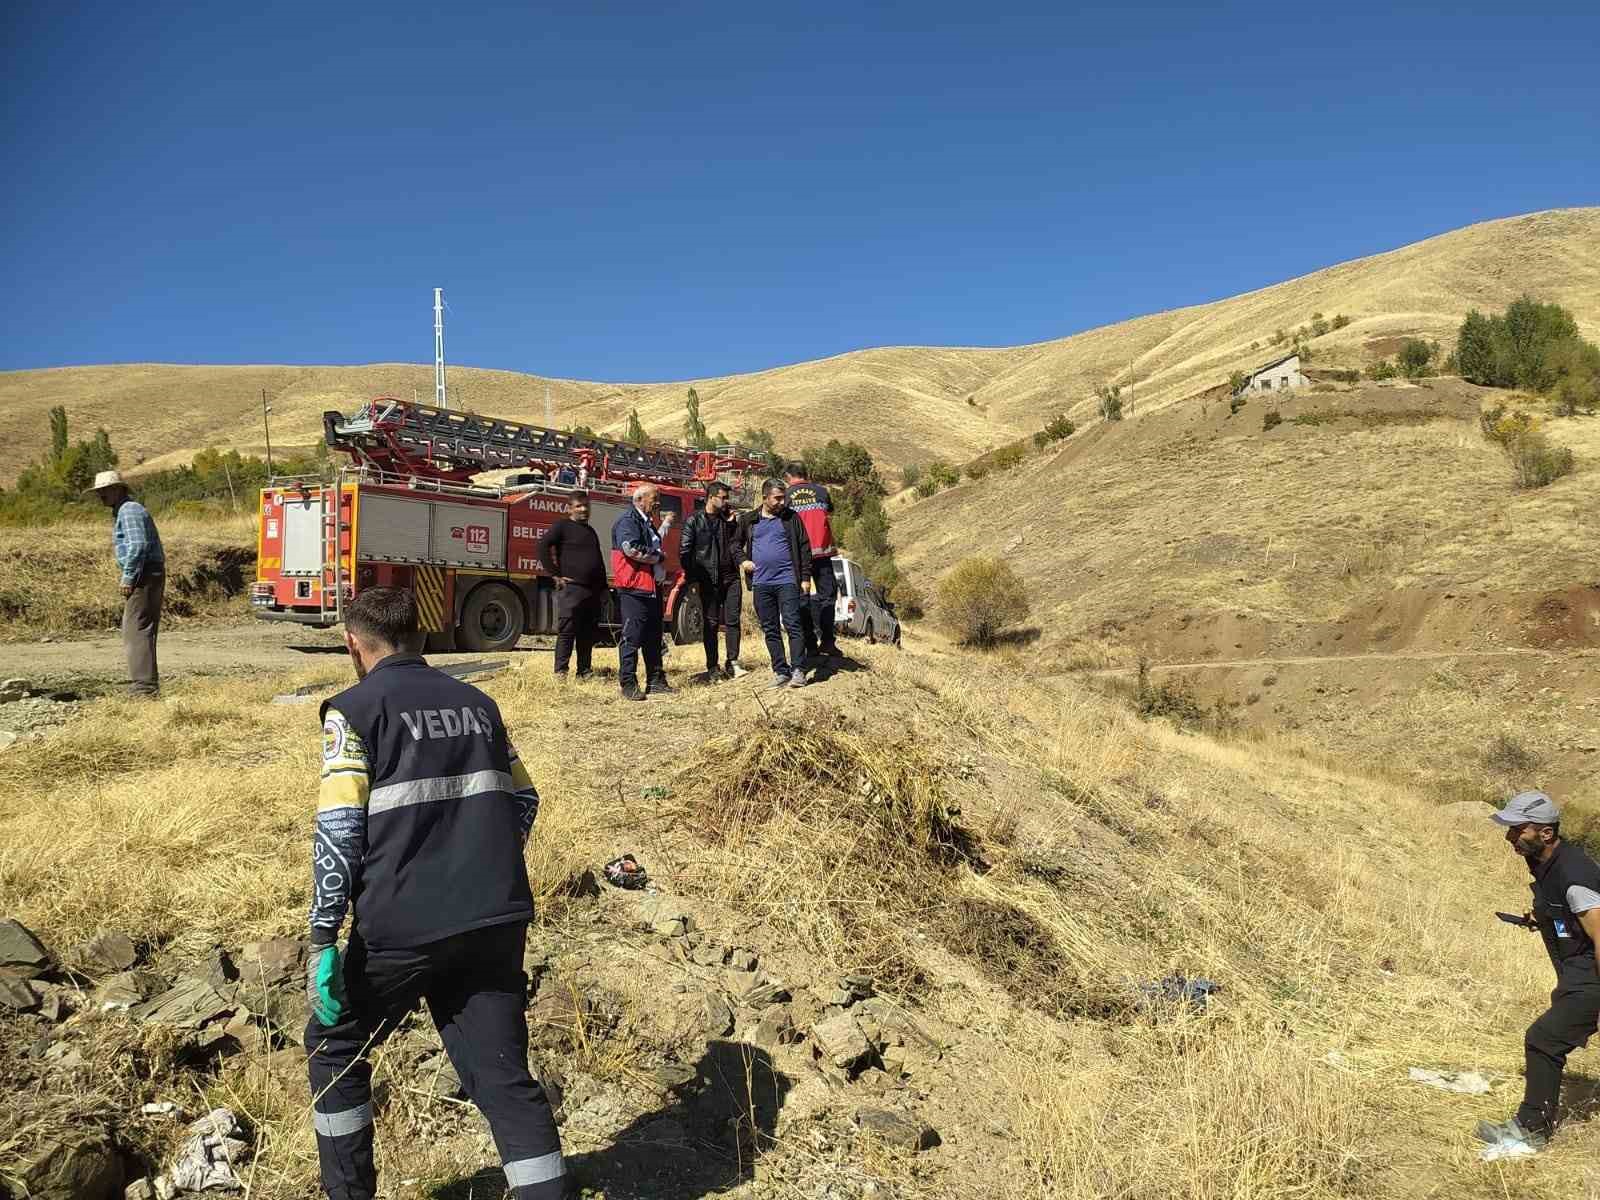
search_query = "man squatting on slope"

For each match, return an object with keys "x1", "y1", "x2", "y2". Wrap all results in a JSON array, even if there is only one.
[
  {"x1": 303, "y1": 587, "x2": 564, "y2": 1200},
  {"x1": 1476, "y1": 789, "x2": 1600, "y2": 1156}
]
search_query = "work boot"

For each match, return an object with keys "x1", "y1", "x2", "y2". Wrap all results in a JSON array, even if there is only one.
[
  {"x1": 620, "y1": 682, "x2": 646, "y2": 702},
  {"x1": 788, "y1": 668, "x2": 807, "y2": 689},
  {"x1": 770, "y1": 671, "x2": 791, "y2": 689},
  {"x1": 726, "y1": 661, "x2": 749, "y2": 679},
  {"x1": 646, "y1": 675, "x2": 676, "y2": 696}
]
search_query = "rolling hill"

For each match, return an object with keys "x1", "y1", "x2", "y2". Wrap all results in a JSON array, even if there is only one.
[{"x1": 2, "y1": 207, "x2": 1597, "y2": 486}]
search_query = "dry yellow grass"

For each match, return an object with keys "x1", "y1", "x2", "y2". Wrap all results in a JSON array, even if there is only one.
[
  {"x1": 0, "y1": 511, "x2": 257, "y2": 643},
  {"x1": 5, "y1": 632, "x2": 1600, "y2": 1197},
  {"x1": 4, "y1": 208, "x2": 1596, "y2": 483}
]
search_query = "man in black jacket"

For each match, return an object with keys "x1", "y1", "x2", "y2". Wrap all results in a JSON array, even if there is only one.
[
  {"x1": 304, "y1": 587, "x2": 563, "y2": 1199},
  {"x1": 1476, "y1": 790, "x2": 1600, "y2": 1156},
  {"x1": 739, "y1": 479, "x2": 813, "y2": 688},
  {"x1": 537, "y1": 491, "x2": 607, "y2": 679},
  {"x1": 678, "y1": 481, "x2": 746, "y2": 679}
]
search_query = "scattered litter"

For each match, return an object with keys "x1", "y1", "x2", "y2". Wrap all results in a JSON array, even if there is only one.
[
  {"x1": 1137, "y1": 974, "x2": 1220, "y2": 1011},
  {"x1": 167, "y1": 1107, "x2": 249, "y2": 1192},
  {"x1": 270, "y1": 693, "x2": 318, "y2": 706},
  {"x1": 1480, "y1": 1138, "x2": 1539, "y2": 1162},
  {"x1": 1323, "y1": 1050, "x2": 1353, "y2": 1070},
  {"x1": 1408, "y1": 1067, "x2": 1494, "y2": 1095},
  {"x1": 437, "y1": 659, "x2": 508, "y2": 682},
  {"x1": 142, "y1": 1101, "x2": 180, "y2": 1116},
  {"x1": 604, "y1": 854, "x2": 650, "y2": 890}
]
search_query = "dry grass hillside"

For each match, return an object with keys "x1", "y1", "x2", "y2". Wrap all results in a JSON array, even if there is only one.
[
  {"x1": 4, "y1": 207, "x2": 1596, "y2": 484},
  {"x1": 6, "y1": 638, "x2": 1600, "y2": 1198}
]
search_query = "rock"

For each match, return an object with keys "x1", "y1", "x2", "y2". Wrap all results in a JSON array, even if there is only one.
[
  {"x1": 154, "y1": 1177, "x2": 177, "y2": 1200},
  {"x1": 257, "y1": 985, "x2": 308, "y2": 1034},
  {"x1": 34, "y1": 981, "x2": 69, "y2": 1022},
  {"x1": 748, "y1": 1003, "x2": 796, "y2": 1049},
  {"x1": 635, "y1": 896, "x2": 690, "y2": 938},
  {"x1": 690, "y1": 941, "x2": 728, "y2": 968},
  {"x1": 0, "y1": 917, "x2": 52, "y2": 978},
  {"x1": 131, "y1": 977, "x2": 236, "y2": 1030},
  {"x1": 72, "y1": 931, "x2": 138, "y2": 976},
  {"x1": 206, "y1": 947, "x2": 238, "y2": 990},
  {"x1": 23, "y1": 1132, "x2": 124, "y2": 1200},
  {"x1": 0, "y1": 678, "x2": 29, "y2": 703},
  {"x1": 741, "y1": 978, "x2": 792, "y2": 1008},
  {"x1": 700, "y1": 991, "x2": 735, "y2": 1037},
  {"x1": 1407, "y1": 1066, "x2": 1494, "y2": 1095},
  {"x1": 98, "y1": 971, "x2": 161, "y2": 1008},
  {"x1": 652, "y1": 1062, "x2": 698, "y2": 1090},
  {"x1": 125, "y1": 1179, "x2": 156, "y2": 1200},
  {"x1": 238, "y1": 939, "x2": 306, "y2": 988},
  {"x1": 0, "y1": 973, "x2": 39, "y2": 1011},
  {"x1": 531, "y1": 985, "x2": 592, "y2": 1038},
  {"x1": 841, "y1": 972, "x2": 875, "y2": 1000},
  {"x1": 420, "y1": 1052, "x2": 465, "y2": 1099},
  {"x1": 812, "y1": 1011, "x2": 872, "y2": 1069},
  {"x1": 728, "y1": 949, "x2": 758, "y2": 972},
  {"x1": 853, "y1": 1107, "x2": 940, "y2": 1151},
  {"x1": 789, "y1": 990, "x2": 824, "y2": 1032}
]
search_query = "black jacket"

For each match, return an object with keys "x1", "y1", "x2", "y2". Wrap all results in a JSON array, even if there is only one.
[
  {"x1": 679, "y1": 509, "x2": 742, "y2": 585},
  {"x1": 321, "y1": 655, "x2": 533, "y2": 949},
  {"x1": 1531, "y1": 841, "x2": 1600, "y2": 982},
  {"x1": 737, "y1": 506, "x2": 813, "y2": 588}
]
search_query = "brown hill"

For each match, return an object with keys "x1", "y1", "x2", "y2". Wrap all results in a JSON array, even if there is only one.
[{"x1": 2, "y1": 207, "x2": 1596, "y2": 485}]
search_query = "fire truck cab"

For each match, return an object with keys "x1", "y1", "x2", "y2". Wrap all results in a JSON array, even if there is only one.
[{"x1": 251, "y1": 398, "x2": 766, "y2": 653}]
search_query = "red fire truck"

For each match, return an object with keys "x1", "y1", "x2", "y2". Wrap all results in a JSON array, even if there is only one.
[{"x1": 250, "y1": 397, "x2": 769, "y2": 652}]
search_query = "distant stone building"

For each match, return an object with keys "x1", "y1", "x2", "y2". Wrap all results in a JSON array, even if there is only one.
[{"x1": 1244, "y1": 352, "x2": 1305, "y2": 394}]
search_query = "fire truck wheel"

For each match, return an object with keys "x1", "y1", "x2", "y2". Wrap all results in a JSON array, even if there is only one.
[
  {"x1": 671, "y1": 586, "x2": 704, "y2": 647},
  {"x1": 458, "y1": 582, "x2": 525, "y2": 653}
]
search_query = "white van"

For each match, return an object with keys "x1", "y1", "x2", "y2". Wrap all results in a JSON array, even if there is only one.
[{"x1": 830, "y1": 556, "x2": 901, "y2": 645}]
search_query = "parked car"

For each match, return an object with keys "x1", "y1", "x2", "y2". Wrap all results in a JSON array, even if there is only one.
[{"x1": 830, "y1": 556, "x2": 901, "y2": 645}]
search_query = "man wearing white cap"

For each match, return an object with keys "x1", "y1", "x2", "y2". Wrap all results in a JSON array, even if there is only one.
[
  {"x1": 88, "y1": 470, "x2": 165, "y2": 697},
  {"x1": 1476, "y1": 790, "x2": 1600, "y2": 1155}
]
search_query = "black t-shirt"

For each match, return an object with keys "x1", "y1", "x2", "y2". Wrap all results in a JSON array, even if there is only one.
[{"x1": 539, "y1": 518, "x2": 607, "y2": 590}]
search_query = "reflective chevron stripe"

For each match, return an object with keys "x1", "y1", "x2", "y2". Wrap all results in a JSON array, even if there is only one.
[
  {"x1": 313, "y1": 1102, "x2": 372, "y2": 1137},
  {"x1": 367, "y1": 769, "x2": 515, "y2": 816},
  {"x1": 504, "y1": 1152, "x2": 565, "y2": 1187}
]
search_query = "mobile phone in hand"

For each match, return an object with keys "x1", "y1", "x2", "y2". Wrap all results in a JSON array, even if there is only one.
[{"x1": 1495, "y1": 911, "x2": 1536, "y2": 929}]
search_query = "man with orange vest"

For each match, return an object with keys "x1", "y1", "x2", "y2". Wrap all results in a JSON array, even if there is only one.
[
  {"x1": 610, "y1": 482, "x2": 676, "y2": 701},
  {"x1": 783, "y1": 462, "x2": 839, "y2": 662}
]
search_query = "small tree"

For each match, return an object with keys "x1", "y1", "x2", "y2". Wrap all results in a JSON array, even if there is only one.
[
  {"x1": 1228, "y1": 370, "x2": 1249, "y2": 397},
  {"x1": 925, "y1": 460, "x2": 960, "y2": 490},
  {"x1": 1331, "y1": 314, "x2": 1351, "y2": 330},
  {"x1": 682, "y1": 387, "x2": 714, "y2": 449},
  {"x1": 625, "y1": 408, "x2": 647, "y2": 446},
  {"x1": 1042, "y1": 412, "x2": 1075, "y2": 441},
  {"x1": 1096, "y1": 383, "x2": 1124, "y2": 421},
  {"x1": 1310, "y1": 315, "x2": 1330, "y2": 338},
  {"x1": 1398, "y1": 338, "x2": 1434, "y2": 379},
  {"x1": 937, "y1": 557, "x2": 1030, "y2": 646}
]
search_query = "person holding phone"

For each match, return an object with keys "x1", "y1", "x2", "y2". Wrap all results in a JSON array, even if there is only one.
[{"x1": 1476, "y1": 790, "x2": 1600, "y2": 1156}]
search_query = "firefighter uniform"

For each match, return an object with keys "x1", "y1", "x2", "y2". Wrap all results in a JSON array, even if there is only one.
[{"x1": 304, "y1": 653, "x2": 563, "y2": 1200}]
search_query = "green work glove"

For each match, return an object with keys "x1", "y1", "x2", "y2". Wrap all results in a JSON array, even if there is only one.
[{"x1": 307, "y1": 943, "x2": 347, "y2": 1026}]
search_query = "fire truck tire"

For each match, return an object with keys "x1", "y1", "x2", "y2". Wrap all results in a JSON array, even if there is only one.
[
  {"x1": 458, "y1": 582, "x2": 525, "y2": 653},
  {"x1": 671, "y1": 586, "x2": 704, "y2": 647}
]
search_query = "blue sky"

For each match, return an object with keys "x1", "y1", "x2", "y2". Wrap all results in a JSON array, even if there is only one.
[{"x1": 5, "y1": 1, "x2": 1598, "y2": 382}]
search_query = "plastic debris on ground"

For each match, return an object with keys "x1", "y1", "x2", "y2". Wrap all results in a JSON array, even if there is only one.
[
  {"x1": 604, "y1": 854, "x2": 650, "y2": 890},
  {"x1": 1136, "y1": 974, "x2": 1220, "y2": 1011},
  {"x1": 166, "y1": 1107, "x2": 249, "y2": 1192},
  {"x1": 1407, "y1": 1067, "x2": 1494, "y2": 1095}
]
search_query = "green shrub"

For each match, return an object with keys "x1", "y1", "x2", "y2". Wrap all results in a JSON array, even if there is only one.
[
  {"x1": 890, "y1": 580, "x2": 925, "y2": 621},
  {"x1": 937, "y1": 557, "x2": 1030, "y2": 647},
  {"x1": 1032, "y1": 431, "x2": 1049, "y2": 449},
  {"x1": 914, "y1": 479, "x2": 938, "y2": 499},
  {"x1": 925, "y1": 460, "x2": 960, "y2": 489},
  {"x1": 1271, "y1": 329, "x2": 1287, "y2": 346},
  {"x1": 965, "y1": 463, "x2": 990, "y2": 482},
  {"x1": 1480, "y1": 404, "x2": 1576, "y2": 489},
  {"x1": 1042, "y1": 412, "x2": 1075, "y2": 442},
  {"x1": 1367, "y1": 359, "x2": 1398, "y2": 381},
  {"x1": 1228, "y1": 370, "x2": 1249, "y2": 397},
  {"x1": 900, "y1": 462, "x2": 923, "y2": 490},
  {"x1": 1310, "y1": 316, "x2": 1330, "y2": 338},
  {"x1": 1262, "y1": 410, "x2": 1282, "y2": 431},
  {"x1": 1331, "y1": 314, "x2": 1351, "y2": 330},
  {"x1": 1096, "y1": 384, "x2": 1124, "y2": 421},
  {"x1": 1134, "y1": 659, "x2": 1207, "y2": 728},
  {"x1": 1456, "y1": 297, "x2": 1600, "y2": 394},
  {"x1": 1398, "y1": 338, "x2": 1435, "y2": 379},
  {"x1": 992, "y1": 444, "x2": 1026, "y2": 470},
  {"x1": 1228, "y1": 395, "x2": 1247, "y2": 416}
]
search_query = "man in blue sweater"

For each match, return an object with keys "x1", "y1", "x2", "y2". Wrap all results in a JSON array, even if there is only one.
[{"x1": 739, "y1": 480, "x2": 813, "y2": 688}]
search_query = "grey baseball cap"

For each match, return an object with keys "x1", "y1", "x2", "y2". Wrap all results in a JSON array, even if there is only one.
[{"x1": 1490, "y1": 790, "x2": 1560, "y2": 826}]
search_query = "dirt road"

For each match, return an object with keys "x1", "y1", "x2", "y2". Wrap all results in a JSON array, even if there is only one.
[
  {"x1": 1084, "y1": 646, "x2": 1565, "y2": 678},
  {"x1": 1, "y1": 621, "x2": 551, "y2": 691}
]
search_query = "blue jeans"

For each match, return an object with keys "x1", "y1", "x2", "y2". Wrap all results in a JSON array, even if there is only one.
[
  {"x1": 753, "y1": 582, "x2": 805, "y2": 675},
  {"x1": 617, "y1": 589, "x2": 663, "y2": 688}
]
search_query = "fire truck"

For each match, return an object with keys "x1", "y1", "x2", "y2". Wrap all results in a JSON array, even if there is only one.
[{"x1": 250, "y1": 397, "x2": 770, "y2": 652}]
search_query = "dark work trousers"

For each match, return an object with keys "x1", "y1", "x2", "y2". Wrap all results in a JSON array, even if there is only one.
[
  {"x1": 304, "y1": 922, "x2": 563, "y2": 1200},
  {"x1": 553, "y1": 583, "x2": 602, "y2": 676},
  {"x1": 1516, "y1": 972, "x2": 1600, "y2": 1133},
  {"x1": 617, "y1": 588, "x2": 664, "y2": 689},
  {"x1": 753, "y1": 581, "x2": 805, "y2": 675},
  {"x1": 798, "y1": 555, "x2": 838, "y2": 657},
  {"x1": 697, "y1": 576, "x2": 742, "y2": 671},
  {"x1": 123, "y1": 571, "x2": 164, "y2": 696}
]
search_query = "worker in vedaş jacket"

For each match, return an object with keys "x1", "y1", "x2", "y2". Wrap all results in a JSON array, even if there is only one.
[
  {"x1": 610, "y1": 481, "x2": 676, "y2": 701},
  {"x1": 88, "y1": 469, "x2": 166, "y2": 697},
  {"x1": 302, "y1": 587, "x2": 564, "y2": 1200},
  {"x1": 782, "y1": 462, "x2": 840, "y2": 663},
  {"x1": 1476, "y1": 790, "x2": 1600, "y2": 1157}
]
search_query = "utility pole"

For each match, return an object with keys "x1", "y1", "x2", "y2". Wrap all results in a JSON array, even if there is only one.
[
  {"x1": 544, "y1": 383, "x2": 553, "y2": 428},
  {"x1": 434, "y1": 287, "x2": 447, "y2": 410},
  {"x1": 261, "y1": 388, "x2": 274, "y2": 475}
]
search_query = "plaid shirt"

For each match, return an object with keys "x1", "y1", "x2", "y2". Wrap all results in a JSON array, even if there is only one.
[{"x1": 112, "y1": 499, "x2": 165, "y2": 585}]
